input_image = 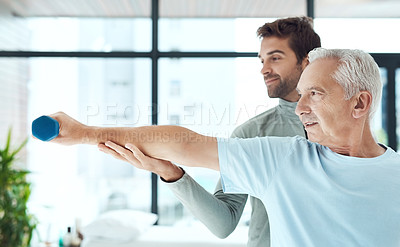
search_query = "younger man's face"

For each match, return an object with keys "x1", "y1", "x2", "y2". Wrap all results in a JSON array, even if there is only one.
[{"x1": 258, "y1": 37, "x2": 306, "y2": 102}]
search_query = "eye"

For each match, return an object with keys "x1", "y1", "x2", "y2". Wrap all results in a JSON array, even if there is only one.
[
  {"x1": 310, "y1": 91, "x2": 317, "y2": 96},
  {"x1": 271, "y1": 56, "x2": 280, "y2": 61}
]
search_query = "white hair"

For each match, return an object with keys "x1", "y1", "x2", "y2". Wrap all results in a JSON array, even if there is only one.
[{"x1": 308, "y1": 48, "x2": 382, "y2": 121}]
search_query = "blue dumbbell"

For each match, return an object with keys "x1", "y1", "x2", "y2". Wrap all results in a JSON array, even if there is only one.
[{"x1": 32, "y1": 115, "x2": 60, "y2": 141}]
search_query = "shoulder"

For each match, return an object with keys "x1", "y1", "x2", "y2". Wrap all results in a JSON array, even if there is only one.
[
  {"x1": 380, "y1": 146, "x2": 400, "y2": 165},
  {"x1": 263, "y1": 135, "x2": 308, "y2": 150}
]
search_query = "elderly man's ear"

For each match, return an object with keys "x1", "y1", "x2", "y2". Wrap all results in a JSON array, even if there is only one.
[{"x1": 352, "y1": 91, "x2": 373, "y2": 119}]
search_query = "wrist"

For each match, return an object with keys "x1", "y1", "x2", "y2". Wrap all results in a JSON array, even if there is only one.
[
  {"x1": 159, "y1": 166, "x2": 185, "y2": 183},
  {"x1": 80, "y1": 126, "x2": 99, "y2": 145}
]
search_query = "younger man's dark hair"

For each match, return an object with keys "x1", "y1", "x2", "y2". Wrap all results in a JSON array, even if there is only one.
[{"x1": 257, "y1": 16, "x2": 321, "y2": 64}]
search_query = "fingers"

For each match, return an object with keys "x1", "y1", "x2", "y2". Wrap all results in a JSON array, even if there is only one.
[
  {"x1": 103, "y1": 141, "x2": 142, "y2": 169},
  {"x1": 104, "y1": 141, "x2": 129, "y2": 157},
  {"x1": 123, "y1": 143, "x2": 184, "y2": 181},
  {"x1": 98, "y1": 143, "x2": 128, "y2": 162},
  {"x1": 49, "y1": 111, "x2": 65, "y2": 124},
  {"x1": 99, "y1": 142, "x2": 181, "y2": 179},
  {"x1": 125, "y1": 143, "x2": 145, "y2": 162}
]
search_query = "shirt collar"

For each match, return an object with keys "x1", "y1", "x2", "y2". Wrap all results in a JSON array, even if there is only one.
[{"x1": 277, "y1": 98, "x2": 298, "y2": 118}]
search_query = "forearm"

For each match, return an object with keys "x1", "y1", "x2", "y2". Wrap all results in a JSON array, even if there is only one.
[{"x1": 82, "y1": 125, "x2": 187, "y2": 147}]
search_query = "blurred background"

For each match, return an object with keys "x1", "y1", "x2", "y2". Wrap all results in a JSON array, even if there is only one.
[{"x1": 0, "y1": 0, "x2": 399, "y2": 245}]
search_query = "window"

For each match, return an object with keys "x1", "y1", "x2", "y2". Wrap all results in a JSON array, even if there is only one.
[
  {"x1": 26, "y1": 57, "x2": 152, "y2": 240},
  {"x1": 169, "y1": 80, "x2": 181, "y2": 97},
  {"x1": 0, "y1": 18, "x2": 152, "y2": 52}
]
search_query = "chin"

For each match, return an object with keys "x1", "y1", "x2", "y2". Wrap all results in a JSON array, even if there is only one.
[
  {"x1": 308, "y1": 137, "x2": 318, "y2": 143},
  {"x1": 306, "y1": 134, "x2": 319, "y2": 143}
]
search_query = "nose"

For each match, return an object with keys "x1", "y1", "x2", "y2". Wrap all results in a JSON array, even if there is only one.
[
  {"x1": 295, "y1": 95, "x2": 311, "y2": 117},
  {"x1": 260, "y1": 61, "x2": 272, "y2": 75}
]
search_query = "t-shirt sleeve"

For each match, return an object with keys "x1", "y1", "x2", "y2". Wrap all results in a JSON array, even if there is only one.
[{"x1": 217, "y1": 136, "x2": 293, "y2": 199}]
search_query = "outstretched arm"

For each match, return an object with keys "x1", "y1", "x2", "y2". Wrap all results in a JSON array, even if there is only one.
[{"x1": 44, "y1": 112, "x2": 219, "y2": 170}]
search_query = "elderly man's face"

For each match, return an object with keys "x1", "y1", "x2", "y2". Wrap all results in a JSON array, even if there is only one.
[{"x1": 295, "y1": 58, "x2": 355, "y2": 146}]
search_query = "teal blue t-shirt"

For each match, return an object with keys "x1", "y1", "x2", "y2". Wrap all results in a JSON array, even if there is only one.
[{"x1": 218, "y1": 136, "x2": 400, "y2": 247}]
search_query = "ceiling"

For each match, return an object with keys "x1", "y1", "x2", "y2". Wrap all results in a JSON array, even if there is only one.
[{"x1": 0, "y1": 0, "x2": 399, "y2": 18}]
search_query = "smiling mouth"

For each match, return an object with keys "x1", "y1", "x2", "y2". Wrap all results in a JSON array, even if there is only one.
[
  {"x1": 304, "y1": 122, "x2": 318, "y2": 128},
  {"x1": 265, "y1": 77, "x2": 279, "y2": 85}
]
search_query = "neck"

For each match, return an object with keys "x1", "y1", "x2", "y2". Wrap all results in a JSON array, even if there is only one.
[
  {"x1": 328, "y1": 121, "x2": 386, "y2": 158},
  {"x1": 282, "y1": 90, "x2": 301, "y2": 102}
]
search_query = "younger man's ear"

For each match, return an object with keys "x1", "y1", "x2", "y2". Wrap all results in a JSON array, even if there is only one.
[
  {"x1": 301, "y1": 57, "x2": 309, "y2": 70},
  {"x1": 352, "y1": 91, "x2": 372, "y2": 119}
]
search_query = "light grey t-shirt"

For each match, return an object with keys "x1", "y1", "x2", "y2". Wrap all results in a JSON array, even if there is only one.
[{"x1": 165, "y1": 99, "x2": 304, "y2": 246}]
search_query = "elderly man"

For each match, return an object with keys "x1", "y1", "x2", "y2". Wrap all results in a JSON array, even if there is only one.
[{"x1": 42, "y1": 48, "x2": 400, "y2": 246}]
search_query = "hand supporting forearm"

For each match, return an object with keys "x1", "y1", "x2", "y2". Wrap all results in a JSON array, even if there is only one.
[{"x1": 98, "y1": 141, "x2": 185, "y2": 181}]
